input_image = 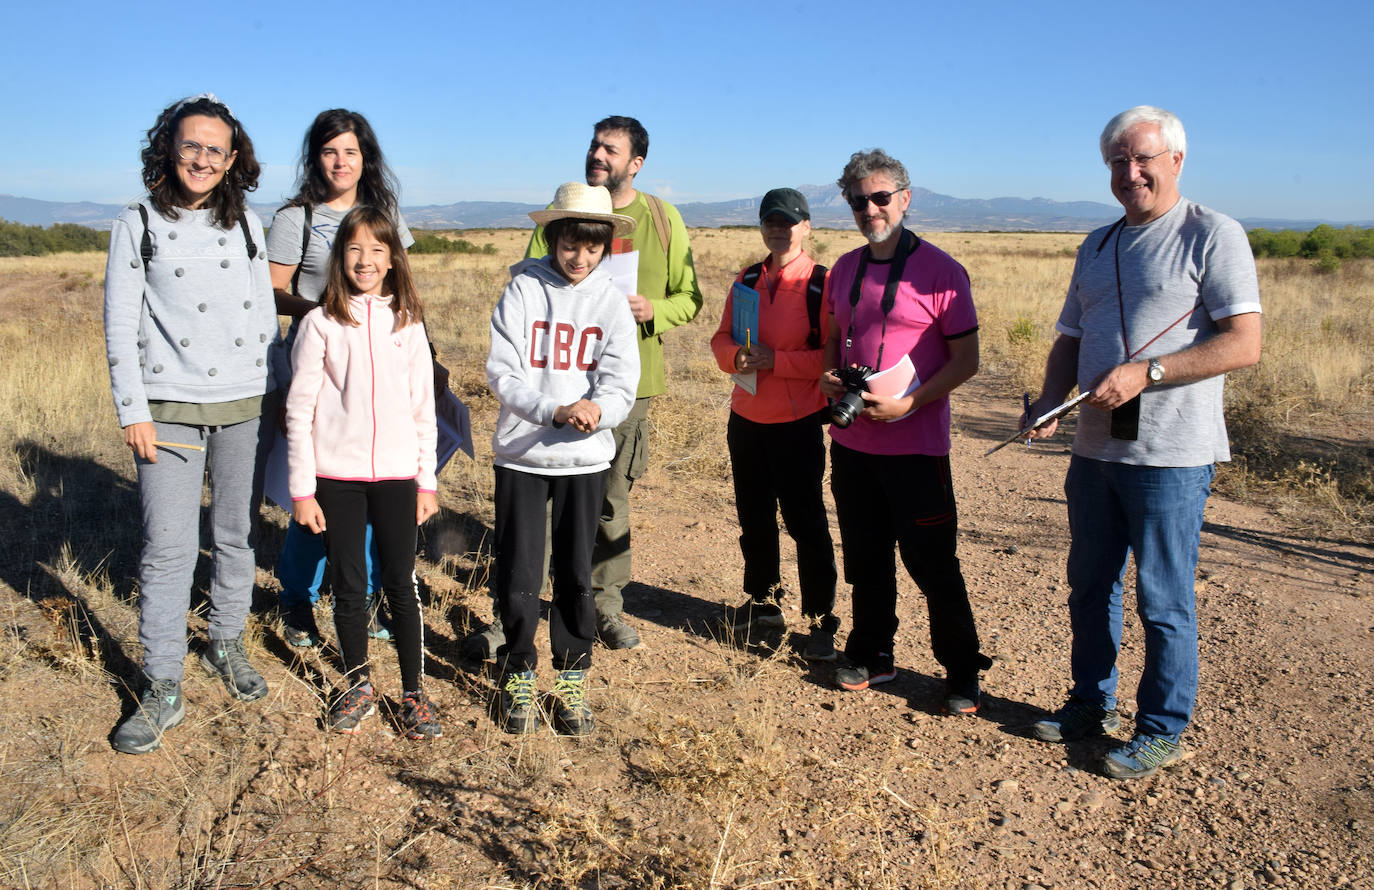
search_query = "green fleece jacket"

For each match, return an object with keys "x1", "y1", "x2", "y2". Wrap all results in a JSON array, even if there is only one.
[{"x1": 526, "y1": 190, "x2": 703, "y2": 398}]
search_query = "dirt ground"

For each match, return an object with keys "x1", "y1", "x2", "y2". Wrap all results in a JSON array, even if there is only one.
[{"x1": 4, "y1": 369, "x2": 1373, "y2": 889}]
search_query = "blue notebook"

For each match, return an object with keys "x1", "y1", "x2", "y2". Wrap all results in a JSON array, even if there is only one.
[{"x1": 730, "y1": 281, "x2": 761, "y2": 347}]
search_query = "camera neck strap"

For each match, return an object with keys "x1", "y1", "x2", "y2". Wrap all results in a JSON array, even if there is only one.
[
  {"x1": 843, "y1": 228, "x2": 918, "y2": 370},
  {"x1": 1107, "y1": 218, "x2": 1201, "y2": 361}
]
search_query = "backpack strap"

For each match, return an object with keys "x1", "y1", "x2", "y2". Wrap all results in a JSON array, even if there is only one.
[
  {"x1": 740, "y1": 262, "x2": 764, "y2": 290},
  {"x1": 290, "y1": 204, "x2": 312, "y2": 295},
  {"x1": 135, "y1": 200, "x2": 257, "y2": 267},
  {"x1": 136, "y1": 202, "x2": 153, "y2": 268},
  {"x1": 238, "y1": 213, "x2": 258, "y2": 260},
  {"x1": 805, "y1": 263, "x2": 828, "y2": 349},
  {"x1": 644, "y1": 193, "x2": 671, "y2": 255}
]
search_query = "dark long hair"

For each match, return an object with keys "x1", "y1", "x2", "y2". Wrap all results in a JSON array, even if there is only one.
[
  {"x1": 286, "y1": 109, "x2": 400, "y2": 216},
  {"x1": 140, "y1": 94, "x2": 259, "y2": 228},
  {"x1": 322, "y1": 206, "x2": 422, "y2": 329}
]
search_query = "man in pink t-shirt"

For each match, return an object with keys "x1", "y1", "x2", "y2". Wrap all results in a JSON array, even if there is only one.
[{"x1": 819, "y1": 149, "x2": 991, "y2": 714}]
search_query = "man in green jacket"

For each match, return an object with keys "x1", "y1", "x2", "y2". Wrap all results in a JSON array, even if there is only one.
[{"x1": 466, "y1": 115, "x2": 702, "y2": 654}]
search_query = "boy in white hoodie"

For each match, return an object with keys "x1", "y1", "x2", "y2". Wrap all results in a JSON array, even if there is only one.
[{"x1": 486, "y1": 182, "x2": 641, "y2": 735}]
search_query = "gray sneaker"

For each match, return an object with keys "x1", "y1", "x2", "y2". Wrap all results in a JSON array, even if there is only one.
[
  {"x1": 200, "y1": 635, "x2": 268, "y2": 702},
  {"x1": 1032, "y1": 697, "x2": 1121, "y2": 742},
  {"x1": 113, "y1": 678, "x2": 185, "y2": 754},
  {"x1": 461, "y1": 621, "x2": 505, "y2": 661},
  {"x1": 596, "y1": 613, "x2": 641, "y2": 650}
]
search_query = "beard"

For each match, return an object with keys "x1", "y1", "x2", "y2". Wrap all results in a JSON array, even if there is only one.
[
  {"x1": 863, "y1": 218, "x2": 898, "y2": 246},
  {"x1": 586, "y1": 159, "x2": 627, "y2": 196}
]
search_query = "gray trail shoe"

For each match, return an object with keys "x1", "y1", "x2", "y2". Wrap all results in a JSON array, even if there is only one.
[
  {"x1": 1032, "y1": 697, "x2": 1122, "y2": 742},
  {"x1": 201, "y1": 635, "x2": 268, "y2": 701},
  {"x1": 113, "y1": 678, "x2": 185, "y2": 754},
  {"x1": 461, "y1": 620, "x2": 505, "y2": 661},
  {"x1": 596, "y1": 613, "x2": 642, "y2": 650}
]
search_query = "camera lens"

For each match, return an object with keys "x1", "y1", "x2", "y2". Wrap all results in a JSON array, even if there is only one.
[{"x1": 831, "y1": 391, "x2": 865, "y2": 428}]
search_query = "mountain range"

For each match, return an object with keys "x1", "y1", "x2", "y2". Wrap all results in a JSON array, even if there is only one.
[{"x1": 1, "y1": 187, "x2": 1363, "y2": 233}]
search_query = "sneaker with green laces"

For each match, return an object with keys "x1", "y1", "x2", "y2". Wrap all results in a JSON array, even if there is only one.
[
  {"x1": 399, "y1": 689, "x2": 442, "y2": 740},
  {"x1": 548, "y1": 669, "x2": 595, "y2": 736},
  {"x1": 1032, "y1": 697, "x2": 1122, "y2": 742},
  {"x1": 1103, "y1": 733, "x2": 1185, "y2": 779},
  {"x1": 497, "y1": 669, "x2": 539, "y2": 734},
  {"x1": 200, "y1": 635, "x2": 268, "y2": 701},
  {"x1": 112, "y1": 678, "x2": 185, "y2": 754}
]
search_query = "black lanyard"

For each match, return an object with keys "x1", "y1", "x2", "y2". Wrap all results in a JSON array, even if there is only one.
[
  {"x1": 843, "y1": 228, "x2": 918, "y2": 370},
  {"x1": 1104, "y1": 217, "x2": 1201, "y2": 360}
]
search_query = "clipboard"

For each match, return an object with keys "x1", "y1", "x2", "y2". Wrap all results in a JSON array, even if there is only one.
[{"x1": 984, "y1": 391, "x2": 1092, "y2": 456}]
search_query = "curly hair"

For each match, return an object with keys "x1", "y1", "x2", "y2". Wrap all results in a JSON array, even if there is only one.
[
  {"x1": 836, "y1": 148, "x2": 910, "y2": 199},
  {"x1": 140, "y1": 94, "x2": 260, "y2": 228},
  {"x1": 322, "y1": 206, "x2": 422, "y2": 330},
  {"x1": 285, "y1": 109, "x2": 400, "y2": 216}
]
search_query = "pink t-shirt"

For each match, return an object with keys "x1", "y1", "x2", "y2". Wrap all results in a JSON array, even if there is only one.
[{"x1": 825, "y1": 238, "x2": 977, "y2": 456}]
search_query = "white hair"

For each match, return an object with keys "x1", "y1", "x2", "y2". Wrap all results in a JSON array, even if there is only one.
[{"x1": 1099, "y1": 106, "x2": 1187, "y2": 164}]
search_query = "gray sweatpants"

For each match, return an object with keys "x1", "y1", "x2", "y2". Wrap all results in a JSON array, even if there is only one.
[{"x1": 135, "y1": 418, "x2": 264, "y2": 681}]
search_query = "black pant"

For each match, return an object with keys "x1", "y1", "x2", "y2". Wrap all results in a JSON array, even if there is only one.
[
  {"x1": 829, "y1": 443, "x2": 988, "y2": 677},
  {"x1": 315, "y1": 478, "x2": 423, "y2": 690},
  {"x1": 726, "y1": 409, "x2": 837, "y2": 621},
  {"x1": 494, "y1": 466, "x2": 606, "y2": 673}
]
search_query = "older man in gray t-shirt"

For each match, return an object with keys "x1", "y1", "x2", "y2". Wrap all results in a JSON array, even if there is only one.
[{"x1": 1022, "y1": 106, "x2": 1262, "y2": 780}]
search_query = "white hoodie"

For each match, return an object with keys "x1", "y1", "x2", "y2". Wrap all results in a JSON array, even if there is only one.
[{"x1": 486, "y1": 257, "x2": 641, "y2": 475}]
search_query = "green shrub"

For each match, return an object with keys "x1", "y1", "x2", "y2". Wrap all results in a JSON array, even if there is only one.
[
  {"x1": 410, "y1": 232, "x2": 498, "y2": 255},
  {"x1": 0, "y1": 218, "x2": 109, "y2": 256}
]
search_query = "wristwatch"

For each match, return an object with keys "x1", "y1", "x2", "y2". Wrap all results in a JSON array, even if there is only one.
[{"x1": 1147, "y1": 358, "x2": 1166, "y2": 386}]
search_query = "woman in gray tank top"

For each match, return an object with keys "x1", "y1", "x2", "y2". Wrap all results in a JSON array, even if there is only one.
[{"x1": 266, "y1": 110, "x2": 415, "y2": 649}]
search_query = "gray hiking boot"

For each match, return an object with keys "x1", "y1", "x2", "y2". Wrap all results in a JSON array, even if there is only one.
[
  {"x1": 1032, "y1": 697, "x2": 1121, "y2": 742},
  {"x1": 200, "y1": 635, "x2": 268, "y2": 702},
  {"x1": 596, "y1": 613, "x2": 641, "y2": 650},
  {"x1": 113, "y1": 678, "x2": 185, "y2": 754},
  {"x1": 461, "y1": 620, "x2": 506, "y2": 661}
]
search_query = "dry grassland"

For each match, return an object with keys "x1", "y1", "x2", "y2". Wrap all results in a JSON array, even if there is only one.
[{"x1": 0, "y1": 230, "x2": 1370, "y2": 888}]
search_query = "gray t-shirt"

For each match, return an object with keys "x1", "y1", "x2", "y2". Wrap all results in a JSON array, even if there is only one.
[
  {"x1": 266, "y1": 202, "x2": 415, "y2": 303},
  {"x1": 1056, "y1": 198, "x2": 1261, "y2": 467}
]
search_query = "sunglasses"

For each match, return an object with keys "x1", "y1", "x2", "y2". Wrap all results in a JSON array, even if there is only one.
[{"x1": 846, "y1": 190, "x2": 898, "y2": 212}]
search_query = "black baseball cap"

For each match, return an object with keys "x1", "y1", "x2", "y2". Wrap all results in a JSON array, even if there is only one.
[{"x1": 758, "y1": 187, "x2": 810, "y2": 223}]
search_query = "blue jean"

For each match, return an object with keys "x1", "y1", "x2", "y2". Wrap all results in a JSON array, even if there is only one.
[
  {"x1": 277, "y1": 518, "x2": 382, "y2": 610},
  {"x1": 1064, "y1": 455, "x2": 1214, "y2": 739}
]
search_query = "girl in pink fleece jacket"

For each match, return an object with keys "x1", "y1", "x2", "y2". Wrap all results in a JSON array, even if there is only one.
[{"x1": 285, "y1": 206, "x2": 440, "y2": 739}]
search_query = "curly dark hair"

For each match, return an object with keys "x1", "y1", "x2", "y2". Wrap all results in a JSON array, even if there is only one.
[
  {"x1": 140, "y1": 94, "x2": 259, "y2": 228},
  {"x1": 285, "y1": 109, "x2": 400, "y2": 216}
]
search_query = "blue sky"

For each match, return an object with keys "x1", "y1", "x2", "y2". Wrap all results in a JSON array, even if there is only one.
[{"x1": 5, "y1": 0, "x2": 1370, "y2": 221}]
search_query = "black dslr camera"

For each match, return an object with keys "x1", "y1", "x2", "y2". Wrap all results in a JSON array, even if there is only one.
[{"x1": 830, "y1": 365, "x2": 875, "y2": 428}]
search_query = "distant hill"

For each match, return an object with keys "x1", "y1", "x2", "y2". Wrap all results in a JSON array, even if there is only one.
[{"x1": 2, "y1": 191, "x2": 1367, "y2": 234}]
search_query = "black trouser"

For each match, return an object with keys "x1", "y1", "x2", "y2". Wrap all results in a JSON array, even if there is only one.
[
  {"x1": 315, "y1": 478, "x2": 424, "y2": 691},
  {"x1": 829, "y1": 443, "x2": 987, "y2": 677},
  {"x1": 726, "y1": 409, "x2": 837, "y2": 622},
  {"x1": 494, "y1": 466, "x2": 606, "y2": 673}
]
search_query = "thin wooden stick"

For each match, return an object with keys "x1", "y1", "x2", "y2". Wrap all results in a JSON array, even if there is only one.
[{"x1": 153, "y1": 440, "x2": 205, "y2": 451}]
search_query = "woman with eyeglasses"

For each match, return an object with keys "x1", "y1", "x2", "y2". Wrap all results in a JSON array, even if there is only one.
[
  {"x1": 266, "y1": 109, "x2": 416, "y2": 649},
  {"x1": 103, "y1": 94, "x2": 279, "y2": 754}
]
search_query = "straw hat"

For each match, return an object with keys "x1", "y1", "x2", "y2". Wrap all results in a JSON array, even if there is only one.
[{"x1": 529, "y1": 182, "x2": 637, "y2": 237}]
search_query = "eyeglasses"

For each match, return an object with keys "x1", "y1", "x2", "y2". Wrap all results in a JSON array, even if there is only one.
[
  {"x1": 846, "y1": 190, "x2": 899, "y2": 212},
  {"x1": 177, "y1": 141, "x2": 231, "y2": 167},
  {"x1": 1106, "y1": 149, "x2": 1171, "y2": 170}
]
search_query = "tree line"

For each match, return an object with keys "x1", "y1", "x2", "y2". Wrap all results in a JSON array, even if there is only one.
[
  {"x1": 1248, "y1": 224, "x2": 1374, "y2": 272},
  {"x1": 0, "y1": 218, "x2": 111, "y2": 257}
]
